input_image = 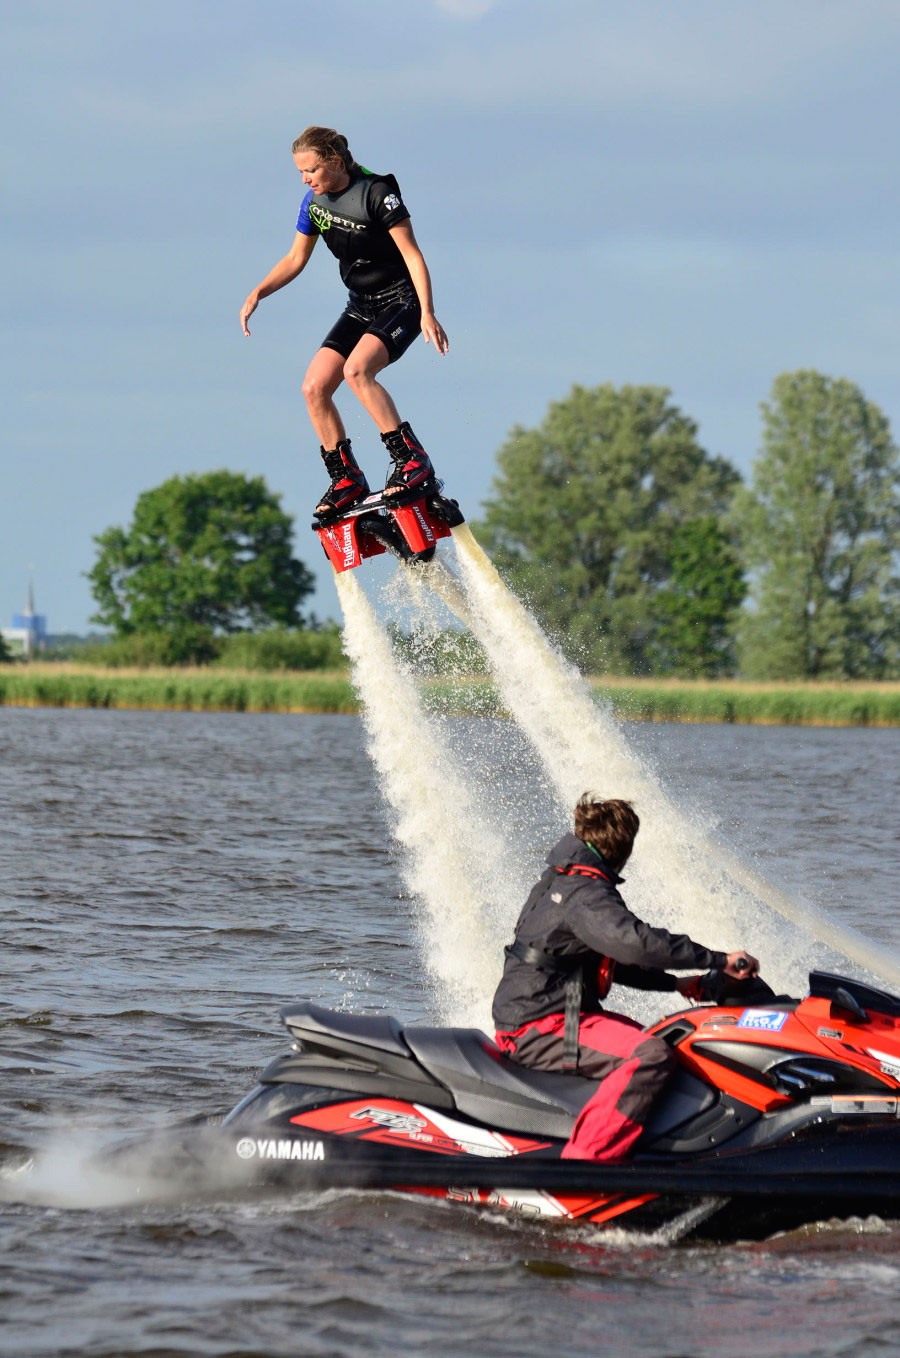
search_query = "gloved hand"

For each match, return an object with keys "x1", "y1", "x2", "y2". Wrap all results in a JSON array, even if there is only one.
[
  {"x1": 724, "y1": 950, "x2": 759, "y2": 978},
  {"x1": 677, "y1": 968, "x2": 779, "y2": 1007}
]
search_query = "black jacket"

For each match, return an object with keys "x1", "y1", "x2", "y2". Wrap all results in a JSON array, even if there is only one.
[{"x1": 491, "y1": 833, "x2": 727, "y2": 1030}]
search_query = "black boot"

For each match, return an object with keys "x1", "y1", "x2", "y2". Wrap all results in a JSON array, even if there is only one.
[
  {"x1": 315, "y1": 439, "x2": 370, "y2": 520},
  {"x1": 382, "y1": 422, "x2": 435, "y2": 496}
]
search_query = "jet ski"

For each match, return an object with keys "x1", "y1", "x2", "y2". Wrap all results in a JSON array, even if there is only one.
[
  {"x1": 313, "y1": 480, "x2": 465, "y2": 573},
  {"x1": 206, "y1": 969, "x2": 900, "y2": 1241}
]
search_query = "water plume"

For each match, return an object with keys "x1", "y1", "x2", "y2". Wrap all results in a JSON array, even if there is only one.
[
  {"x1": 335, "y1": 570, "x2": 519, "y2": 1026},
  {"x1": 447, "y1": 524, "x2": 900, "y2": 994}
]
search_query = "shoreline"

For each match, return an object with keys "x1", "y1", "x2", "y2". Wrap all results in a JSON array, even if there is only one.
[{"x1": 3, "y1": 665, "x2": 900, "y2": 726}]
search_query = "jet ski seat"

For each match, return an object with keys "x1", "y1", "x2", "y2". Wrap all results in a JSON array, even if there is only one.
[
  {"x1": 404, "y1": 1026, "x2": 597, "y2": 1138},
  {"x1": 280, "y1": 1000, "x2": 409, "y2": 1057},
  {"x1": 280, "y1": 1001, "x2": 596, "y2": 1137}
]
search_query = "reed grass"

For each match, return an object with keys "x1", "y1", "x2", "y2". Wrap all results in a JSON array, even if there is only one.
[
  {"x1": 2, "y1": 664, "x2": 900, "y2": 725},
  {"x1": 0, "y1": 664, "x2": 357, "y2": 714},
  {"x1": 597, "y1": 679, "x2": 900, "y2": 727}
]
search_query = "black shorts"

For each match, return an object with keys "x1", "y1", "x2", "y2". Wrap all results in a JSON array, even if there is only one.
[{"x1": 321, "y1": 282, "x2": 422, "y2": 365}]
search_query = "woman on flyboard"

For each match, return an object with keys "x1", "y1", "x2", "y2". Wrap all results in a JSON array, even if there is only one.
[{"x1": 240, "y1": 126, "x2": 448, "y2": 521}]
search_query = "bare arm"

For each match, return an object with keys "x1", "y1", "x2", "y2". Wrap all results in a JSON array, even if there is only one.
[
  {"x1": 240, "y1": 232, "x2": 318, "y2": 336},
  {"x1": 388, "y1": 220, "x2": 449, "y2": 355}
]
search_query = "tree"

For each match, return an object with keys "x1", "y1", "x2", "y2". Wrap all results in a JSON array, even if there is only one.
[
  {"x1": 477, "y1": 384, "x2": 742, "y2": 673},
  {"x1": 0, "y1": 631, "x2": 11, "y2": 663},
  {"x1": 733, "y1": 371, "x2": 900, "y2": 679},
  {"x1": 89, "y1": 471, "x2": 315, "y2": 647},
  {"x1": 647, "y1": 517, "x2": 746, "y2": 677}
]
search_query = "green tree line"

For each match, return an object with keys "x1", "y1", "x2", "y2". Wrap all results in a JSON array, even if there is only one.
[
  {"x1": 46, "y1": 368, "x2": 898, "y2": 681},
  {"x1": 478, "y1": 369, "x2": 900, "y2": 679}
]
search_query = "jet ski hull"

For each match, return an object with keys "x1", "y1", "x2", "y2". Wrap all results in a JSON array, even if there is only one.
[
  {"x1": 203, "y1": 1101, "x2": 900, "y2": 1240},
  {"x1": 110, "y1": 973, "x2": 900, "y2": 1241}
]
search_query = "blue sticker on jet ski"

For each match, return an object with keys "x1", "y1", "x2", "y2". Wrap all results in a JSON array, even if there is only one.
[{"x1": 737, "y1": 1009, "x2": 789, "y2": 1032}]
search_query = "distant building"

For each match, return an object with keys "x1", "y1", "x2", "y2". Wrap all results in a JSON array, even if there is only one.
[{"x1": 2, "y1": 578, "x2": 48, "y2": 658}]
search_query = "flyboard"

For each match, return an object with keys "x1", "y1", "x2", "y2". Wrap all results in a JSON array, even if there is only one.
[{"x1": 313, "y1": 481, "x2": 465, "y2": 573}]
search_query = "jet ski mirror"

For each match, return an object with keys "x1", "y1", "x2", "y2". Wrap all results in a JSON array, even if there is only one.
[{"x1": 830, "y1": 986, "x2": 869, "y2": 1023}]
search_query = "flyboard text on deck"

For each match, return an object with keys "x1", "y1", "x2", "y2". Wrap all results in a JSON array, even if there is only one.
[{"x1": 313, "y1": 480, "x2": 465, "y2": 573}]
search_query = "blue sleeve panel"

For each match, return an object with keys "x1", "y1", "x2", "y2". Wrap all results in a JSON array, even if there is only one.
[{"x1": 296, "y1": 189, "x2": 317, "y2": 235}]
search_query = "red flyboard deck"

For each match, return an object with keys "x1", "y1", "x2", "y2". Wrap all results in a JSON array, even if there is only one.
[
  {"x1": 317, "y1": 515, "x2": 387, "y2": 573},
  {"x1": 315, "y1": 494, "x2": 453, "y2": 573}
]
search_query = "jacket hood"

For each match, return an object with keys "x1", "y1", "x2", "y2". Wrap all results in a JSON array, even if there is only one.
[{"x1": 545, "y1": 832, "x2": 623, "y2": 883}]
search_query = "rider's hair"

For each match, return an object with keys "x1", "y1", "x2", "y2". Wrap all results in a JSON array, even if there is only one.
[
  {"x1": 573, "y1": 794, "x2": 639, "y2": 871},
  {"x1": 291, "y1": 126, "x2": 355, "y2": 173}
]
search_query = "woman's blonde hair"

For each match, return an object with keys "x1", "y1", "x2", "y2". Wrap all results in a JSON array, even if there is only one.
[{"x1": 291, "y1": 126, "x2": 355, "y2": 173}]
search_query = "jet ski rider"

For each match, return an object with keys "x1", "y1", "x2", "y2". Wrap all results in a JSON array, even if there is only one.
[
  {"x1": 492, "y1": 796, "x2": 759, "y2": 1161},
  {"x1": 240, "y1": 125, "x2": 449, "y2": 520}
]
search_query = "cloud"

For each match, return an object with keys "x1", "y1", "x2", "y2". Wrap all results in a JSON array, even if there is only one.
[
  {"x1": 434, "y1": 0, "x2": 499, "y2": 16},
  {"x1": 9, "y1": 1, "x2": 900, "y2": 141},
  {"x1": 417, "y1": 1, "x2": 900, "y2": 111}
]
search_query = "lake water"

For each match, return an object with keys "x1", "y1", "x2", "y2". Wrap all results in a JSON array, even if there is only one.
[{"x1": 2, "y1": 708, "x2": 900, "y2": 1358}]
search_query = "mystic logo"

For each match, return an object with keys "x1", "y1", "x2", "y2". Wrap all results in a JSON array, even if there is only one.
[
  {"x1": 350, "y1": 1105, "x2": 428, "y2": 1135},
  {"x1": 309, "y1": 204, "x2": 365, "y2": 233},
  {"x1": 384, "y1": 194, "x2": 401, "y2": 212},
  {"x1": 235, "y1": 1137, "x2": 325, "y2": 1161},
  {"x1": 412, "y1": 505, "x2": 435, "y2": 543}
]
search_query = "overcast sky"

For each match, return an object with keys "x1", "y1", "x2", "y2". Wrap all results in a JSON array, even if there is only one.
[{"x1": 4, "y1": 0, "x2": 900, "y2": 631}]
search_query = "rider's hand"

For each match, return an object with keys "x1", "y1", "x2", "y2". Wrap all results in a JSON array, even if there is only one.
[
  {"x1": 724, "y1": 950, "x2": 759, "y2": 979},
  {"x1": 240, "y1": 292, "x2": 259, "y2": 337},
  {"x1": 421, "y1": 311, "x2": 449, "y2": 355}
]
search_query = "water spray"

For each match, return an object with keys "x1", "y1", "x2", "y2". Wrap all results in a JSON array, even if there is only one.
[
  {"x1": 335, "y1": 570, "x2": 521, "y2": 1025},
  {"x1": 446, "y1": 525, "x2": 900, "y2": 992}
]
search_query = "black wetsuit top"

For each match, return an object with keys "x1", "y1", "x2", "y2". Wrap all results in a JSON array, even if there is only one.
[
  {"x1": 296, "y1": 167, "x2": 412, "y2": 297},
  {"x1": 492, "y1": 834, "x2": 727, "y2": 1031}
]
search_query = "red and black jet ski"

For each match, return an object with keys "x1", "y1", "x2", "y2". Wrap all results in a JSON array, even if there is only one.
[
  {"x1": 211, "y1": 970, "x2": 900, "y2": 1241},
  {"x1": 313, "y1": 481, "x2": 465, "y2": 573}
]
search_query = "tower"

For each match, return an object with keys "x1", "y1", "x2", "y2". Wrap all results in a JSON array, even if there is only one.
[{"x1": 5, "y1": 574, "x2": 48, "y2": 657}]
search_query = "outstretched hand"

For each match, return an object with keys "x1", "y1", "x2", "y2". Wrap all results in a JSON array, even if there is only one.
[
  {"x1": 421, "y1": 311, "x2": 449, "y2": 355},
  {"x1": 240, "y1": 292, "x2": 259, "y2": 337}
]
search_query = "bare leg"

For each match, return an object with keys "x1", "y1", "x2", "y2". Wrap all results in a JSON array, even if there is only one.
[
  {"x1": 342, "y1": 334, "x2": 433, "y2": 498},
  {"x1": 302, "y1": 347, "x2": 349, "y2": 448},
  {"x1": 342, "y1": 334, "x2": 402, "y2": 433}
]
